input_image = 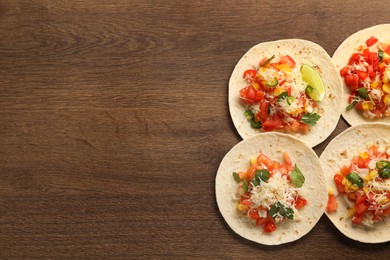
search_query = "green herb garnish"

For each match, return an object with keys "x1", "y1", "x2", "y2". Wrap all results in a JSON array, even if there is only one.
[
  {"x1": 251, "y1": 169, "x2": 270, "y2": 187},
  {"x1": 290, "y1": 164, "x2": 305, "y2": 188},
  {"x1": 268, "y1": 202, "x2": 294, "y2": 220},
  {"x1": 300, "y1": 112, "x2": 321, "y2": 126}
]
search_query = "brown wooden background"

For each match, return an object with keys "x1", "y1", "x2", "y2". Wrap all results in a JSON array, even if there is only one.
[{"x1": 1, "y1": 0, "x2": 389, "y2": 258}]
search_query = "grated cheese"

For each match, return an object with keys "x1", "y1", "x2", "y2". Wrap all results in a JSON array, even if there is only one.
[{"x1": 249, "y1": 171, "x2": 299, "y2": 210}]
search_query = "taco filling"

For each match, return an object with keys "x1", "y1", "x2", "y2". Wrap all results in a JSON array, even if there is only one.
[
  {"x1": 327, "y1": 145, "x2": 390, "y2": 227},
  {"x1": 340, "y1": 36, "x2": 390, "y2": 119},
  {"x1": 233, "y1": 151, "x2": 307, "y2": 233},
  {"x1": 239, "y1": 54, "x2": 324, "y2": 133}
]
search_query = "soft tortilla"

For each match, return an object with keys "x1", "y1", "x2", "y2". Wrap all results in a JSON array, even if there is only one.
[
  {"x1": 332, "y1": 24, "x2": 390, "y2": 126},
  {"x1": 229, "y1": 39, "x2": 343, "y2": 147},
  {"x1": 215, "y1": 132, "x2": 327, "y2": 245},
  {"x1": 319, "y1": 123, "x2": 390, "y2": 243}
]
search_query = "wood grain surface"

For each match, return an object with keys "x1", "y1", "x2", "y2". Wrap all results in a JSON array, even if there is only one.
[{"x1": 0, "y1": 0, "x2": 389, "y2": 258}]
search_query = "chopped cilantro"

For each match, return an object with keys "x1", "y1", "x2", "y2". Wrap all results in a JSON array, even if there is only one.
[
  {"x1": 268, "y1": 202, "x2": 294, "y2": 220},
  {"x1": 300, "y1": 112, "x2": 321, "y2": 126},
  {"x1": 290, "y1": 164, "x2": 305, "y2": 188},
  {"x1": 251, "y1": 169, "x2": 270, "y2": 187}
]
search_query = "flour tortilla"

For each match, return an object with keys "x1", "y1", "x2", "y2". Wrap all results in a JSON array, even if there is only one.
[
  {"x1": 332, "y1": 24, "x2": 390, "y2": 126},
  {"x1": 229, "y1": 39, "x2": 343, "y2": 147},
  {"x1": 320, "y1": 123, "x2": 390, "y2": 243},
  {"x1": 215, "y1": 132, "x2": 327, "y2": 245}
]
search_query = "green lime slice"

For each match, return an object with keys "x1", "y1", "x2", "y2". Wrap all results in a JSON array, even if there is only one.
[{"x1": 300, "y1": 64, "x2": 326, "y2": 102}]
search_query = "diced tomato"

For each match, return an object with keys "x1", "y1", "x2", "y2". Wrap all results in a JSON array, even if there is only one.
[
  {"x1": 334, "y1": 174, "x2": 345, "y2": 194},
  {"x1": 355, "y1": 194, "x2": 367, "y2": 205},
  {"x1": 344, "y1": 74, "x2": 359, "y2": 92},
  {"x1": 249, "y1": 209, "x2": 260, "y2": 220},
  {"x1": 239, "y1": 86, "x2": 265, "y2": 104},
  {"x1": 262, "y1": 117, "x2": 283, "y2": 131},
  {"x1": 253, "y1": 90, "x2": 265, "y2": 102},
  {"x1": 326, "y1": 194, "x2": 338, "y2": 213},
  {"x1": 258, "y1": 101, "x2": 269, "y2": 122},
  {"x1": 355, "y1": 202, "x2": 369, "y2": 215},
  {"x1": 263, "y1": 222, "x2": 277, "y2": 233},
  {"x1": 368, "y1": 145, "x2": 380, "y2": 157},
  {"x1": 279, "y1": 55, "x2": 296, "y2": 67},
  {"x1": 352, "y1": 214, "x2": 364, "y2": 225},
  {"x1": 366, "y1": 36, "x2": 378, "y2": 47},
  {"x1": 349, "y1": 53, "x2": 363, "y2": 65},
  {"x1": 283, "y1": 152, "x2": 292, "y2": 166},
  {"x1": 244, "y1": 165, "x2": 257, "y2": 181},
  {"x1": 288, "y1": 120, "x2": 301, "y2": 132},
  {"x1": 352, "y1": 155, "x2": 369, "y2": 168},
  {"x1": 241, "y1": 198, "x2": 252, "y2": 207},
  {"x1": 357, "y1": 70, "x2": 369, "y2": 80},
  {"x1": 340, "y1": 165, "x2": 351, "y2": 176},
  {"x1": 257, "y1": 153, "x2": 273, "y2": 169},
  {"x1": 256, "y1": 215, "x2": 273, "y2": 226},
  {"x1": 295, "y1": 197, "x2": 307, "y2": 209},
  {"x1": 243, "y1": 69, "x2": 257, "y2": 83},
  {"x1": 340, "y1": 66, "x2": 350, "y2": 77}
]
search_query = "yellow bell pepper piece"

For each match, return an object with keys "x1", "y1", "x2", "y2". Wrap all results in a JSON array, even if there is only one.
[
  {"x1": 382, "y1": 83, "x2": 390, "y2": 94},
  {"x1": 362, "y1": 101, "x2": 375, "y2": 111},
  {"x1": 384, "y1": 94, "x2": 390, "y2": 105}
]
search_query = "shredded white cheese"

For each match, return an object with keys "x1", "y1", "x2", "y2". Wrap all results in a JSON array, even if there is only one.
[{"x1": 249, "y1": 171, "x2": 299, "y2": 210}]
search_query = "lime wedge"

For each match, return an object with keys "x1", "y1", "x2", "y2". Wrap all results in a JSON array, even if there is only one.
[{"x1": 300, "y1": 64, "x2": 326, "y2": 102}]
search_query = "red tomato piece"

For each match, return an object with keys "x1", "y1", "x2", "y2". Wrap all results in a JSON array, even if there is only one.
[
  {"x1": 241, "y1": 198, "x2": 252, "y2": 206},
  {"x1": 334, "y1": 174, "x2": 345, "y2": 194},
  {"x1": 249, "y1": 209, "x2": 260, "y2": 220},
  {"x1": 257, "y1": 153, "x2": 273, "y2": 168},
  {"x1": 295, "y1": 197, "x2": 307, "y2": 209},
  {"x1": 355, "y1": 202, "x2": 369, "y2": 215},
  {"x1": 263, "y1": 222, "x2": 277, "y2": 233},
  {"x1": 349, "y1": 53, "x2": 363, "y2": 65},
  {"x1": 279, "y1": 55, "x2": 296, "y2": 67},
  {"x1": 262, "y1": 118, "x2": 283, "y2": 131},
  {"x1": 355, "y1": 194, "x2": 367, "y2": 205},
  {"x1": 357, "y1": 70, "x2": 369, "y2": 80},
  {"x1": 258, "y1": 101, "x2": 269, "y2": 122},
  {"x1": 340, "y1": 66, "x2": 350, "y2": 77},
  {"x1": 344, "y1": 74, "x2": 359, "y2": 92},
  {"x1": 243, "y1": 69, "x2": 257, "y2": 83},
  {"x1": 366, "y1": 36, "x2": 378, "y2": 47},
  {"x1": 352, "y1": 214, "x2": 364, "y2": 225},
  {"x1": 253, "y1": 90, "x2": 265, "y2": 102},
  {"x1": 326, "y1": 194, "x2": 338, "y2": 213}
]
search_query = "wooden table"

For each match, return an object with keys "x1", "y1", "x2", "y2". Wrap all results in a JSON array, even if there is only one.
[{"x1": 1, "y1": 0, "x2": 389, "y2": 258}]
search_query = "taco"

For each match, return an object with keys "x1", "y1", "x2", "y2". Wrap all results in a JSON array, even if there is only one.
[
  {"x1": 332, "y1": 24, "x2": 390, "y2": 125},
  {"x1": 320, "y1": 123, "x2": 390, "y2": 243},
  {"x1": 215, "y1": 132, "x2": 327, "y2": 245},
  {"x1": 229, "y1": 39, "x2": 343, "y2": 147}
]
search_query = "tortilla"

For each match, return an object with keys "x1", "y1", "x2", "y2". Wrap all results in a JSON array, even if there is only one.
[
  {"x1": 215, "y1": 132, "x2": 327, "y2": 245},
  {"x1": 319, "y1": 123, "x2": 390, "y2": 243},
  {"x1": 332, "y1": 24, "x2": 390, "y2": 126},
  {"x1": 229, "y1": 39, "x2": 343, "y2": 147}
]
